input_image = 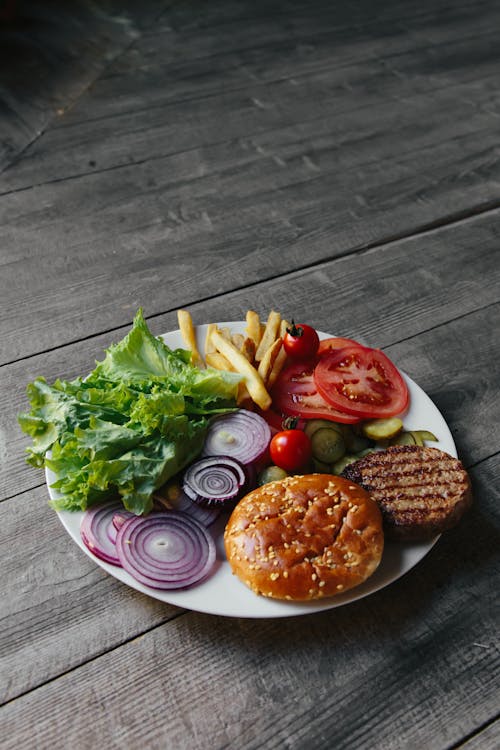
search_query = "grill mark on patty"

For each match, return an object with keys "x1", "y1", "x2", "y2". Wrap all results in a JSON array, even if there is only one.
[{"x1": 342, "y1": 445, "x2": 472, "y2": 540}]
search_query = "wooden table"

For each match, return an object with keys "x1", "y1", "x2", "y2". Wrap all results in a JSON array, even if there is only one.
[{"x1": 1, "y1": 1, "x2": 499, "y2": 747}]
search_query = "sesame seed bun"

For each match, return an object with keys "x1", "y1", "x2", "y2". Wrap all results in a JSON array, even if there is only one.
[{"x1": 224, "y1": 474, "x2": 384, "y2": 601}]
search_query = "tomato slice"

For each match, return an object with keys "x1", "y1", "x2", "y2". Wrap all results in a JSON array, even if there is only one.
[
  {"x1": 271, "y1": 362, "x2": 361, "y2": 424},
  {"x1": 317, "y1": 336, "x2": 364, "y2": 355},
  {"x1": 313, "y1": 345, "x2": 409, "y2": 419}
]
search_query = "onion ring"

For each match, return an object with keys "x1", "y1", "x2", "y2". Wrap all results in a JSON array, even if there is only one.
[{"x1": 115, "y1": 512, "x2": 216, "y2": 590}]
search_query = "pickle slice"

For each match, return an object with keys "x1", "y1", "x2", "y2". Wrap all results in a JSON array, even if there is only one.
[
  {"x1": 361, "y1": 417, "x2": 403, "y2": 441},
  {"x1": 412, "y1": 430, "x2": 438, "y2": 443},
  {"x1": 391, "y1": 429, "x2": 438, "y2": 447},
  {"x1": 310, "y1": 427, "x2": 346, "y2": 463},
  {"x1": 390, "y1": 431, "x2": 417, "y2": 446},
  {"x1": 304, "y1": 419, "x2": 344, "y2": 439},
  {"x1": 331, "y1": 455, "x2": 358, "y2": 475}
]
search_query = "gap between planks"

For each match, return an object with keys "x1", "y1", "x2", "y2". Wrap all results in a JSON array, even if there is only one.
[
  {"x1": 0, "y1": 607, "x2": 188, "y2": 710},
  {"x1": 2, "y1": 198, "x2": 500, "y2": 369}
]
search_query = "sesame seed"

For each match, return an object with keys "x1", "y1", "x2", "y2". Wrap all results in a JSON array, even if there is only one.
[
  {"x1": 270, "y1": 572, "x2": 280, "y2": 581},
  {"x1": 337, "y1": 584, "x2": 344, "y2": 590}
]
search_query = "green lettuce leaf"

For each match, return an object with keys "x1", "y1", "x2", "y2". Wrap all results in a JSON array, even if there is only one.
[{"x1": 18, "y1": 309, "x2": 242, "y2": 514}]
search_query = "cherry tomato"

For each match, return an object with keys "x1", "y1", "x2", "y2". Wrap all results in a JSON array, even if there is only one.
[
  {"x1": 269, "y1": 429, "x2": 312, "y2": 472},
  {"x1": 283, "y1": 321, "x2": 320, "y2": 360},
  {"x1": 313, "y1": 345, "x2": 409, "y2": 419},
  {"x1": 271, "y1": 361, "x2": 361, "y2": 424}
]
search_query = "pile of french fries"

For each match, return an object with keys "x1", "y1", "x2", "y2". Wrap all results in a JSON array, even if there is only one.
[{"x1": 177, "y1": 309, "x2": 290, "y2": 411}]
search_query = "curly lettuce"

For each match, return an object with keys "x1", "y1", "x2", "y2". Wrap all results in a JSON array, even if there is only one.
[{"x1": 18, "y1": 309, "x2": 241, "y2": 514}]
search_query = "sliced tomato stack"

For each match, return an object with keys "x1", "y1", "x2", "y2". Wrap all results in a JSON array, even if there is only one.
[{"x1": 271, "y1": 336, "x2": 409, "y2": 423}]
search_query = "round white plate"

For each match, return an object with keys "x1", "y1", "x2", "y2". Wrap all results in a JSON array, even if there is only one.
[{"x1": 49, "y1": 322, "x2": 457, "y2": 618}]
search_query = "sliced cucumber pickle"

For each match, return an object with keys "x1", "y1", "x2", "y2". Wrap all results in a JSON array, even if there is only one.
[
  {"x1": 331, "y1": 454, "x2": 358, "y2": 475},
  {"x1": 304, "y1": 419, "x2": 344, "y2": 439},
  {"x1": 390, "y1": 431, "x2": 417, "y2": 446},
  {"x1": 412, "y1": 430, "x2": 438, "y2": 444},
  {"x1": 343, "y1": 425, "x2": 372, "y2": 453},
  {"x1": 390, "y1": 429, "x2": 438, "y2": 447},
  {"x1": 355, "y1": 448, "x2": 376, "y2": 458},
  {"x1": 258, "y1": 465, "x2": 288, "y2": 485},
  {"x1": 361, "y1": 417, "x2": 403, "y2": 441},
  {"x1": 310, "y1": 427, "x2": 346, "y2": 463}
]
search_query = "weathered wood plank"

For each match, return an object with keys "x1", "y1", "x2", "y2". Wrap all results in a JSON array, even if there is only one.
[
  {"x1": 1, "y1": 3, "x2": 500, "y2": 359},
  {"x1": 2, "y1": 102, "x2": 500, "y2": 363},
  {"x1": 100, "y1": 0, "x2": 500, "y2": 114},
  {"x1": 3, "y1": 0, "x2": 499, "y2": 188},
  {"x1": 5, "y1": 212, "x2": 500, "y2": 497},
  {"x1": 0, "y1": 0, "x2": 167, "y2": 172},
  {"x1": 3, "y1": 21, "x2": 499, "y2": 192},
  {"x1": 0, "y1": 452, "x2": 497, "y2": 749}
]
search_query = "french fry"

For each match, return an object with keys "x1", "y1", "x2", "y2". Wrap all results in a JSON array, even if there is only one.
[
  {"x1": 265, "y1": 319, "x2": 290, "y2": 388},
  {"x1": 177, "y1": 309, "x2": 205, "y2": 368},
  {"x1": 245, "y1": 310, "x2": 262, "y2": 349},
  {"x1": 231, "y1": 332, "x2": 245, "y2": 350},
  {"x1": 240, "y1": 337, "x2": 256, "y2": 363},
  {"x1": 280, "y1": 319, "x2": 291, "y2": 337},
  {"x1": 266, "y1": 345, "x2": 288, "y2": 389},
  {"x1": 205, "y1": 323, "x2": 217, "y2": 356},
  {"x1": 205, "y1": 351, "x2": 233, "y2": 371},
  {"x1": 211, "y1": 328, "x2": 271, "y2": 410},
  {"x1": 257, "y1": 337, "x2": 283, "y2": 384},
  {"x1": 255, "y1": 310, "x2": 281, "y2": 362}
]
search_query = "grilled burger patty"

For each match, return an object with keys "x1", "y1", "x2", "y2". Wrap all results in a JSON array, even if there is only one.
[{"x1": 342, "y1": 445, "x2": 472, "y2": 541}]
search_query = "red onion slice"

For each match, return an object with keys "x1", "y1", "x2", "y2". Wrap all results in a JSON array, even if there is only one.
[
  {"x1": 115, "y1": 512, "x2": 216, "y2": 590},
  {"x1": 112, "y1": 510, "x2": 135, "y2": 531},
  {"x1": 81, "y1": 501, "x2": 124, "y2": 566},
  {"x1": 182, "y1": 455, "x2": 246, "y2": 507},
  {"x1": 154, "y1": 488, "x2": 221, "y2": 526},
  {"x1": 202, "y1": 409, "x2": 271, "y2": 466}
]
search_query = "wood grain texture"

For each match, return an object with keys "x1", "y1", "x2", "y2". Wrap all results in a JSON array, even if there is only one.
[
  {"x1": 1, "y1": 453, "x2": 498, "y2": 748},
  {"x1": 1, "y1": 0, "x2": 500, "y2": 360},
  {"x1": 0, "y1": 0, "x2": 166, "y2": 172}
]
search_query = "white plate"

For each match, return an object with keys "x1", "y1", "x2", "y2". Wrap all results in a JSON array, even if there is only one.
[{"x1": 48, "y1": 322, "x2": 457, "y2": 618}]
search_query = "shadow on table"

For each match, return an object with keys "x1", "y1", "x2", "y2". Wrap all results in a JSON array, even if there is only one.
[{"x1": 0, "y1": 0, "x2": 146, "y2": 170}]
